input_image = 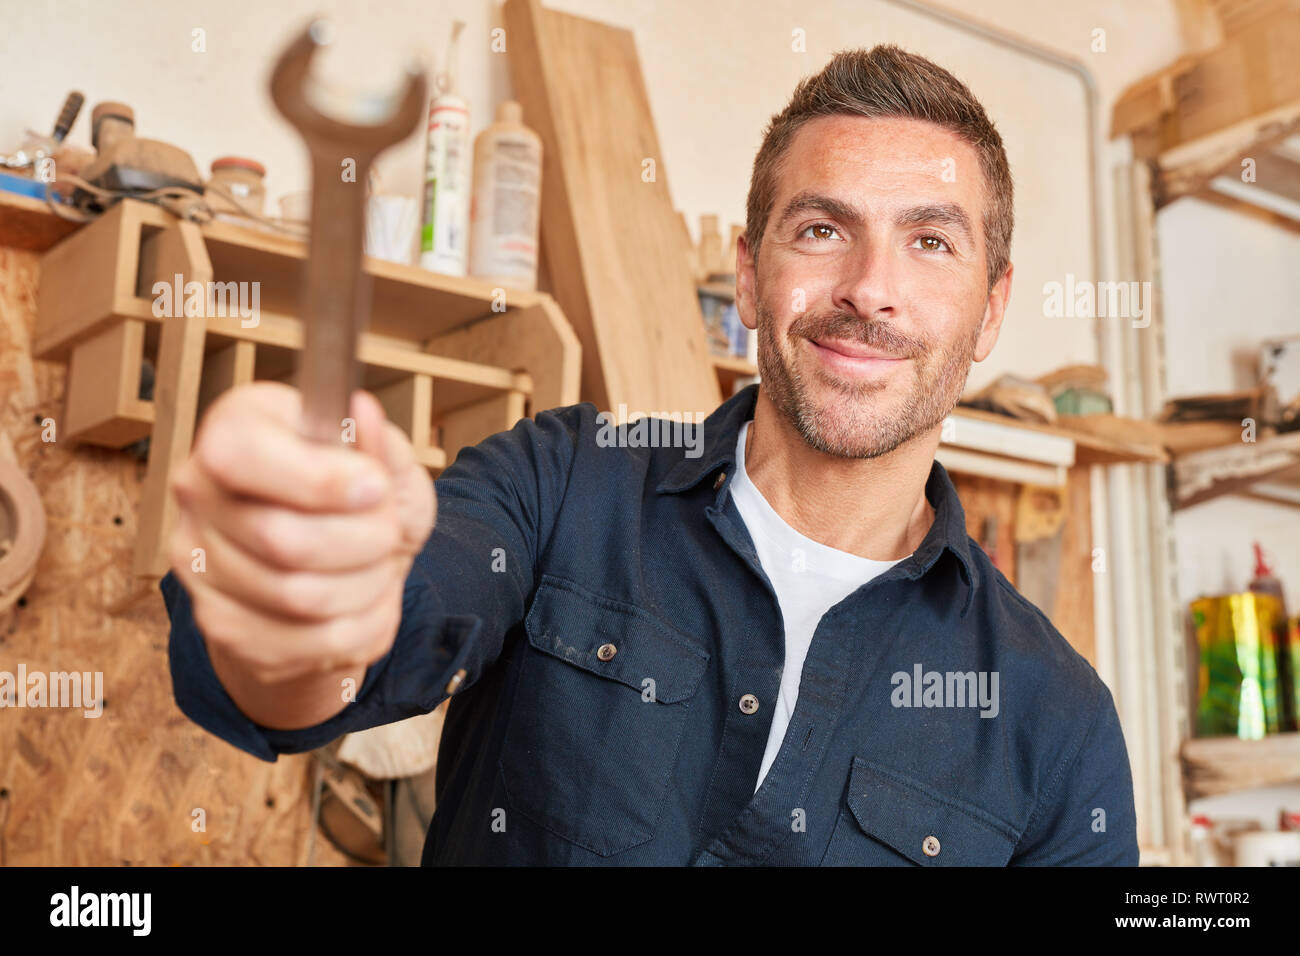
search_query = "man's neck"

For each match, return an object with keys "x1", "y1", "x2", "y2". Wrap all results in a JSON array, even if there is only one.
[{"x1": 743, "y1": 387, "x2": 940, "y2": 561}]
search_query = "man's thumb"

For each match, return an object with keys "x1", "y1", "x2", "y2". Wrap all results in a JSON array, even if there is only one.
[{"x1": 349, "y1": 390, "x2": 392, "y2": 467}]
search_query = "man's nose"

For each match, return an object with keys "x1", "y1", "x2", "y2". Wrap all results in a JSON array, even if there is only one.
[{"x1": 831, "y1": 240, "x2": 899, "y2": 319}]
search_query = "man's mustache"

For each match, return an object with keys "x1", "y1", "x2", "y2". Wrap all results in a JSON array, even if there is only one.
[{"x1": 787, "y1": 312, "x2": 927, "y2": 360}]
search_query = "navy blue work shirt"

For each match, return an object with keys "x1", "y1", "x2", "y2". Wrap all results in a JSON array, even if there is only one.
[{"x1": 164, "y1": 383, "x2": 1139, "y2": 866}]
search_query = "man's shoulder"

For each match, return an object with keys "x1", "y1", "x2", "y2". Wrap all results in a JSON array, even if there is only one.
[
  {"x1": 477, "y1": 402, "x2": 703, "y2": 455},
  {"x1": 438, "y1": 402, "x2": 595, "y2": 479},
  {"x1": 526, "y1": 402, "x2": 712, "y2": 473},
  {"x1": 438, "y1": 401, "x2": 711, "y2": 504},
  {"x1": 523, "y1": 400, "x2": 601, "y2": 443}
]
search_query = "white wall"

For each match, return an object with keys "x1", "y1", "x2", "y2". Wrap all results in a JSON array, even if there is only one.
[
  {"x1": 1, "y1": 0, "x2": 1183, "y2": 394},
  {"x1": 1160, "y1": 198, "x2": 1300, "y2": 399},
  {"x1": 1173, "y1": 497, "x2": 1300, "y2": 611}
]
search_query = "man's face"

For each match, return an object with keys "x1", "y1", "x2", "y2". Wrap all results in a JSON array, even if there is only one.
[{"x1": 738, "y1": 114, "x2": 1012, "y2": 459}]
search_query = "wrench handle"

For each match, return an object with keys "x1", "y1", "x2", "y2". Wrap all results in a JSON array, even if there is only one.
[{"x1": 298, "y1": 152, "x2": 372, "y2": 444}]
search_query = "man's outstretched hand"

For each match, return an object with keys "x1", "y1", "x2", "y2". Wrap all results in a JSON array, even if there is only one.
[{"x1": 167, "y1": 382, "x2": 436, "y2": 728}]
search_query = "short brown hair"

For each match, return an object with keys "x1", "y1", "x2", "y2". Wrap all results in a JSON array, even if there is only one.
[{"x1": 745, "y1": 45, "x2": 1014, "y2": 290}]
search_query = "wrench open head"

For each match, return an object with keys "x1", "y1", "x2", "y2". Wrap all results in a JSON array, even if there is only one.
[{"x1": 270, "y1": 20, "x2": 426, "y2": 443}]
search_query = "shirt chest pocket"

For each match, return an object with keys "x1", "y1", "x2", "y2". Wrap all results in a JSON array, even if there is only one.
[
  {"x1": 821, "y1": 757, "x2": 1020, "y2": 866},
  {"x1": 498, "y1": 576, "x2": 710, "y2": 857}
]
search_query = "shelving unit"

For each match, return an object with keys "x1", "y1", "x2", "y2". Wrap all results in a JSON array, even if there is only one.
[
  {"x1": 945, "y1": 406, "x2": 1168, "y2": 484},
  {"x1": 19, "y1": 194, "x2": 581, "y2": 581},
  {"x1": 711, "y1": 353, "x2": 758, "y2": 395},
  {"x1": 1108, "y1": 2, "x2": 1300, "y2": 858},
  {"x1": 1181, "y1": 731, "x2": 1300, "y2": 799},
  {"x1": 0, "y1": 189, "x2": 79, "y2": 251},
  {"x1": 1169, "y1": 431, "x2": 1300, "y2": 510},
  {"x1": 1112, "y1": 4, "x2": 1300, "y2": 233}
]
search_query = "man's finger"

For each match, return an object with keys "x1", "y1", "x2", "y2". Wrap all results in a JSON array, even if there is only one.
[
  {"x1": 195, "y1": 401, "x2": 391, "y2": 512},
  {"x1": 173, "y1": 459, "x2": 402, "y2": 572}
]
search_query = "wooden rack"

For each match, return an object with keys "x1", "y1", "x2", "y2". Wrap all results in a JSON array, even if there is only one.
[
  {"x1": 28, "y1": 196, "x2": 581, "y2": 580},
  {"x1": 1170, "y1": 431, "x2": 1300, "y2": 510},
  {"x1": 1110, "y1": 2, "x2": 1300, "y2": 838},
  {"x1": 1112, "y1": 3, "x2": 1300, "y2": 233},
  {"x1": 1181, "y1": 731, "x2": 1300, "y2": 799}
]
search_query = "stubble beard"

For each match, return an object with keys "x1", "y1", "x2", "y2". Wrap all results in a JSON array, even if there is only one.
[{"x1": 755, "y1": 297, "x2": 982, "y2": 459}]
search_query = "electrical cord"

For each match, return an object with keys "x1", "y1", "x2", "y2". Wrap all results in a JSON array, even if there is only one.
[{"x1": 39, "y1": 175, "x2": 310, "y2": 240}]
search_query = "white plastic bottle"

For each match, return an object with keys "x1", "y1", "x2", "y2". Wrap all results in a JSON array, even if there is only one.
[
  {"x1": 468, "y1": 100, "x2": 543, "y2": 291},
  {"x1": 419, "y1": 22, "x2": 471, "y2": 276}
]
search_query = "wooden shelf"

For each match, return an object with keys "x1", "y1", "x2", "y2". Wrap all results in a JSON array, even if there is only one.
[
  {"x1": 951, "y1": 407, "x2": 1169, "y2": 466},
  {"x1": 33, "y1": 200, "x2": 558, "y2": 361},
  {"x1": 198, "y1": 214, "x2": 554, "y2": 343},
  {"x1": 1181, "y1": 731, "x2": 1300, "y2": 799},
  {"x1": 20, "y1": 197, "x2": 581, "y2": 578},
  {"x1": 1162, "y1": 125, "x2": 1300, "y2": 234},
  {"x1": 0, "y1": 189, "x2": 80, "y2": 252},
  {"x1": 1171, "y1": 430, "x2": 1300, "y2": 510},
  {"x1": 697, "y1": 279, "x2": 736, "y2": 302},
  {"x1": 939, "y1": 407, "x2": 1168, "y2": 486},
  {"x1": 1111, "y1": 6, "x2": 1300, "y2": 232},
  {"x1": 711, "y1": 353, "x2": 757, "y2": 394},
  {"x1": 1045, "y1": 413, "x2": 1173, "y2": 466}
]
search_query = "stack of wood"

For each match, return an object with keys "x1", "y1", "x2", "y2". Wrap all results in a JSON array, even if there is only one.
[{"x1": 1159, "y1": 387, "x2": 1278, "y2": 454}]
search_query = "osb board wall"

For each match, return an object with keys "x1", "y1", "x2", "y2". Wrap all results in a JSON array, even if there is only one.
[
  {"x1": 0, "y1": 246, "x2": 349, "y2": 866},
  {"x1": 950, "y1": 469, "x2": 1097, "y2": 667}
]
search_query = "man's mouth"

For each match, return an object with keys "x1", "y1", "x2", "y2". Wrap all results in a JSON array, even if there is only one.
[
  {"x1": 806, "y1": 337, "x2": 910, "y2": 377},
  {"x1": 810, "y1": 337, "x2": 904, "y2": 360}
]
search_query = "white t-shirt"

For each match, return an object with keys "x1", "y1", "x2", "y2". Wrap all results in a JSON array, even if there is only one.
[{"x1": 730, "y1": 420, "x2": 907, "y2": 792}]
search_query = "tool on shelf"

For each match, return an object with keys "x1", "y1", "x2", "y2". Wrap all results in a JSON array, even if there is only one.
[
  {"x1": 73, "y1": 101, "x2": 204, "y2": 215},
  {"x1": 0, "y1": 91, "x2": 85, "y2": 171}
]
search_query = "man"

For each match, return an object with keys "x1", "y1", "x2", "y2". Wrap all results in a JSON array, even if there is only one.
[{"x1": 165, "y1": 45, "x2": 1138, "y2": 865}]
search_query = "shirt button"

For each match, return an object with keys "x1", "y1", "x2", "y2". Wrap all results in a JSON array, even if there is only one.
[
  {"x1": 444, "y1": 668, "x2": 468, "y2": 696},
  {"x1": 738, "y1": 693, "x2": 759, "y2": 714},
  {"x1": 713, "y1": 471, "x2": 726, "y2": 490},
  {"x1": 922, "y1": 835, "x2": 941, "y2": 857},
  {"x1": 596, "y1": 643, "x2": 617, "y2": 661}
]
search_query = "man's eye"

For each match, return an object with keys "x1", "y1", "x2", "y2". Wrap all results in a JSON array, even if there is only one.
[
  {"x1": 913, "y1": 234, "x2": 951, "y2": 253},
  {"x1": 799, "y1": 223, "x2": 842, "y2": 242}
]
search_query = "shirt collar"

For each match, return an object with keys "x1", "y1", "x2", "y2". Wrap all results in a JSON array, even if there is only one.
[{"x1": 656, "y1": 383, "x2": 978, "y2": 598}]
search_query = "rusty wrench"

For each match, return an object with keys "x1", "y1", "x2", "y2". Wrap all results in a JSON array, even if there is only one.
[{"x1": 270, "y1": 21, "x2": 426, "y2": 443}]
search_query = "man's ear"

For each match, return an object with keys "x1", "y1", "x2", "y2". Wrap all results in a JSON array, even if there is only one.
[
  {"x1": 973, "y1": 263, "x2": 1013, "y2": 362},
  {"x1": 736, "y1": 234, "x2": 758, "y2": 331}
]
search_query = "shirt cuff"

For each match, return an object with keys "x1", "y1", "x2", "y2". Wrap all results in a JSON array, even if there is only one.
[{"x1": 162, "y1": 569, "x2": 481, "y2": 762}]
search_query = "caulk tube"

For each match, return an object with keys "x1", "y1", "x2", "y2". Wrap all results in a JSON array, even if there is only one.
[{"x1": 419, "y1": 21, "x2": 470, "y2": 275}]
